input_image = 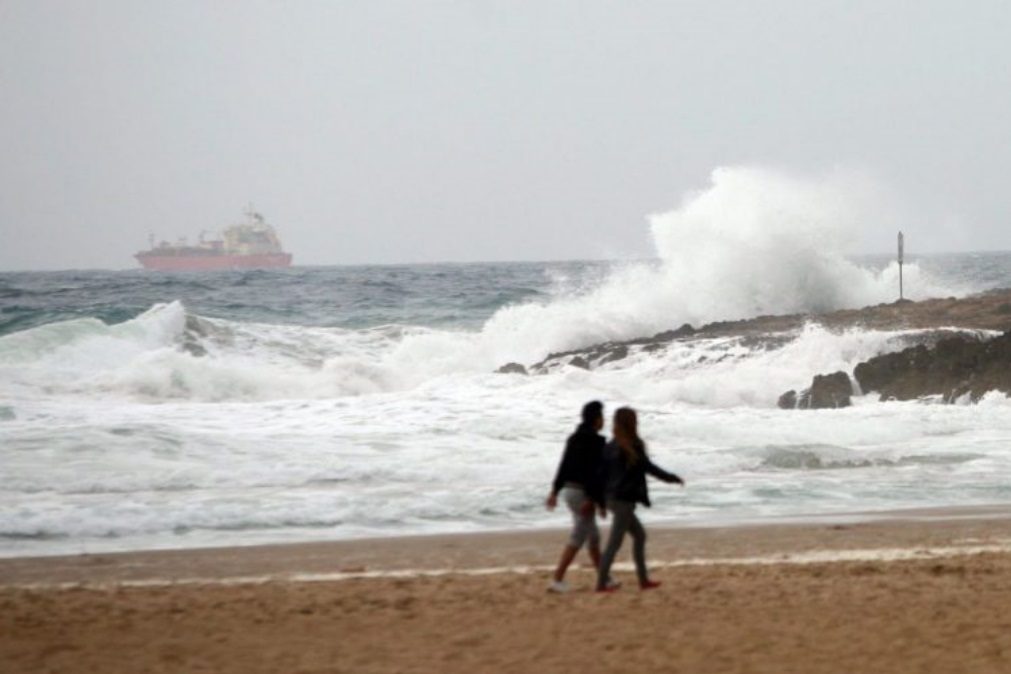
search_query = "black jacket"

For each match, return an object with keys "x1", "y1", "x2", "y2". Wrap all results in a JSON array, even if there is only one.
[
  {"x1": 551, "y1": 423, "x2": 606, "y2": 506},
  {"x1": 601, "y1": 439, "x2": 681, "y2": 507}
]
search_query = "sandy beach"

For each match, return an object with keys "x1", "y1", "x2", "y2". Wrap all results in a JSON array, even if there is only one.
[{"x1": 4, "y1": 507, "x2": 1011, "y2": 673}]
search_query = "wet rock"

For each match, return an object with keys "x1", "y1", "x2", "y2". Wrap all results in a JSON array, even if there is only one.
[
  {"x1": 798, "y1": 371, "x2": 853, "y2": 409},
  {"x1": 784, "y1": 330, "x2": 1011, "y2": 407},
  {"x1": 530, "y1": 342, "x2": 631, "y2": 372},
  {"x1": 740, "y1": 334, "x2": 795, "y2": 351},
  {"x1": 853, "y1": 332, "x2": 1011, "y2": 402},
  {"x1": 649, "y1": 323, "x2": 696, "y2": 341},
  {"x1": 778, "y1": 390, "x2": 798, "y2": 409},
  {"x1": 598, "y1": 345, "x2": 629, "y2": 365},
  {"x1": 495, "y1": 362, "x2": 528, "y2": 375}
]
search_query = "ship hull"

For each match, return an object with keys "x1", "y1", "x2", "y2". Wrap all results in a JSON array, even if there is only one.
[{"x1": 135, "y1": 253, "x2": 292, "y2": 271}]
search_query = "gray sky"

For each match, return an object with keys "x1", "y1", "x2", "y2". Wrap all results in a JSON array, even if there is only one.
[{"x1": 1, "y1": 0, "x2": 1010, "y2": 271}]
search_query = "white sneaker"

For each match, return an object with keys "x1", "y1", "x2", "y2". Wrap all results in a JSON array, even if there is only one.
[
  {"x1": 604, "y1": 577, "x2": 622, "y2": 590},
  {"x1": 547, "y1": 580, "x2": 570, "y2": 593}
]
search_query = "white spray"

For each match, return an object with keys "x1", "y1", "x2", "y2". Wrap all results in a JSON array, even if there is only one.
[{"x1": 479, "y1": 166, "x2": 959, "y2": 364}]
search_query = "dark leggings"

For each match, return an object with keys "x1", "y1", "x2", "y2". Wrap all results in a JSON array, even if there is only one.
[{"x1": 596, "y1": 499, "x2": 648, "y2": 589}]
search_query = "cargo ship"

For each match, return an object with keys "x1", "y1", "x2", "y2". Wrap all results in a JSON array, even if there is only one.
[{"x1": 135, "y1": 208, "x2": 293, "y2": 271}]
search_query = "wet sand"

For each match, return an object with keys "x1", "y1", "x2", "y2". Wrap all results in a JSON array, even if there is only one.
[{"x1": 4, "y1": 507, "x2": 1011, "y2": 673}]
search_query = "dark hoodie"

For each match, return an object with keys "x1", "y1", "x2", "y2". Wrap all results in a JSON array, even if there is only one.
[
  {"x1": 551, "y1": 423, "x2": 606, "y2": 506},
  {"x1": 601, "y1": 439, "x2": 681, "y2": 507}
]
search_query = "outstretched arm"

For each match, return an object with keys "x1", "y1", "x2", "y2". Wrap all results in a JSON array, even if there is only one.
[{"x1": 645, "y1": 458, "x2": 684, "y2": 486}]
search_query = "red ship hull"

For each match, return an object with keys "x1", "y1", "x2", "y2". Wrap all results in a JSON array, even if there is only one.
[{"x1": 135, "y1": 253, "x2": 292, "y2": 271}]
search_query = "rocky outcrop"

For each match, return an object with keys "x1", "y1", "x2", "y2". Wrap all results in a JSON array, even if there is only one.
[
  {"x1": 498, "y1": 289, "x2": 1011, "y2": 376},
  {"x1": 495, "y1": 362, "x2": 528, "y2": 375},
  {"x1": 487, "y1": 284, "x2": 1011, "y2": 405},
  {"x1": 810, "y1": 371, "x2": 854, "y2": 409},
  {"x1": 777, "y1": 390, "x2": 798, "y2": 409},
  {"x1": 530, "y1": 342, "x2": 640, "y2": 373},
  {"x1": 782, "y1": 331, "x2": 1011, "y2": 407},
  {"x1": 648, "y1": 323, "x2": 697, "y2": 342},
  {"x1": 779, "y1": 371, "x2": 853, "y2": 409},
  {"x1": 853, "y1": 332, "x2": 1011, "y2": 402}
]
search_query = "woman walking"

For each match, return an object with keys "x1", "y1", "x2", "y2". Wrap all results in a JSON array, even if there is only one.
[{"x1": 596, "y1": 407, "x2": 683, "y2": 592}]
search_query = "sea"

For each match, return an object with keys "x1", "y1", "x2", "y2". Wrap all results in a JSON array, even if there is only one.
[
  {"x1": 4, "y1": 168, "x2": 1011, "y2": 558},
  {"x1": 2, "y1": 249, "x2": 1011, "y2": 559}
]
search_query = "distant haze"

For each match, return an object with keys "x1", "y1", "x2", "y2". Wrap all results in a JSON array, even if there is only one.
[{"x1": 1, "y1": 1, "x2": 1010, "y2": 271}]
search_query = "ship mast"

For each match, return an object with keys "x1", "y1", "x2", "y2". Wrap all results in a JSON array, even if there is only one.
[{"x1": 245, "y1": 203, "x2": 265, "y2": 225}]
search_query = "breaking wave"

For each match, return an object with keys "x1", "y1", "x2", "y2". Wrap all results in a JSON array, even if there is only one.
[
  {"x1": 479, "y1": 166, "x2": 965, "y2": 361},
  {"x1": 0, "y1": 298, "x2": 981, "y2": 409}
]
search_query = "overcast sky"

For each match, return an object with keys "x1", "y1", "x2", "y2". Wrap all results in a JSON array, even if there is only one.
[{"x1": 1, "y1": 1, "x2": 1010, "y2": 271}]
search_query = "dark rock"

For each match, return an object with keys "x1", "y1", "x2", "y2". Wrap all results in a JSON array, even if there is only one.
[
  {"x1": 674, "y1": 322, "x2": 696, "y2": 337},
  {"x1": 778, "y1": 390, "x2": 798, "y2": 409},
  {"x1": 650, "y1": 323, "x2": 696, "y2": 341},
  {"x1": 853, "y1": 344, "x2": 928, "y2": 396},
  {"x1": 740, "y1": 334, "x2": 795, "y2": 351},
  {"x1": 496, "y1": 362, "x2": 528, "y2": 375},
  {"x1": 598, "y1": 345, "x2": 629, "y2": 365},
  {"x1": 787, "y1": 331, "x2": 1011, "y2": 408},
  {"x1": 798, "y1": 371, "x2": 853, "y2": 409},
  {"x1": 530, "y1": 341, "x2": 632, "y2": 372},
  {"x1": 853, "y1": 331, "x2": 1011, "y2": 402}
]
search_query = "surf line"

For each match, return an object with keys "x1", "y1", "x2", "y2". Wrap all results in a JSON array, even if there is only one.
[{"x1": 9, "y1": 540, "x2": 1011, "y2": 591}]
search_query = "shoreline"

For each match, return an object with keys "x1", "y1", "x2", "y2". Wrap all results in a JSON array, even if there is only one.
[
  {"x1": 5, "y1": 502, "x2": 1011, "y2": 587},
  {"x1": 6, "y1": 500, "x2": 1011, "y2": 564}
]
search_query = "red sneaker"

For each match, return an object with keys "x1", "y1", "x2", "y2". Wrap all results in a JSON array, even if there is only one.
[
  {"x1": 595, "y1": 585, "x2": 620, "y2": 593},
  {"x1": 640, "y1": 580, "x2": 662, "y2": 591}
]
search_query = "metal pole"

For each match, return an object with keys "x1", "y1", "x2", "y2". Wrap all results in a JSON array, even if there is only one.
[{"x1": 898, "y1": 231, "x2": 904, "y2": 300}]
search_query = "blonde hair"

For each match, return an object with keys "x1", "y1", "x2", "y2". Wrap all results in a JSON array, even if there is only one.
[{"x1": 612, "y1": 407, "x2": 641, "y2": 465}]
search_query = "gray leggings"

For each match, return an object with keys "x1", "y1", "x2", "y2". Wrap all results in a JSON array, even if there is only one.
[{"x1": 596, "y1": 499, "x2": 648, "y2": 589}]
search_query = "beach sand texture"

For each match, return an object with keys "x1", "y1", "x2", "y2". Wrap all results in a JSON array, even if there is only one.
[{"x1": 4, "y1": 513, "x2": 1011, "y2": 673}]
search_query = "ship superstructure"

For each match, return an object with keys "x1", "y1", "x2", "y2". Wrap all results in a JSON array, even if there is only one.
[{"x1": 135, "y1": 207, "x2": 293, "y2": 271}]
